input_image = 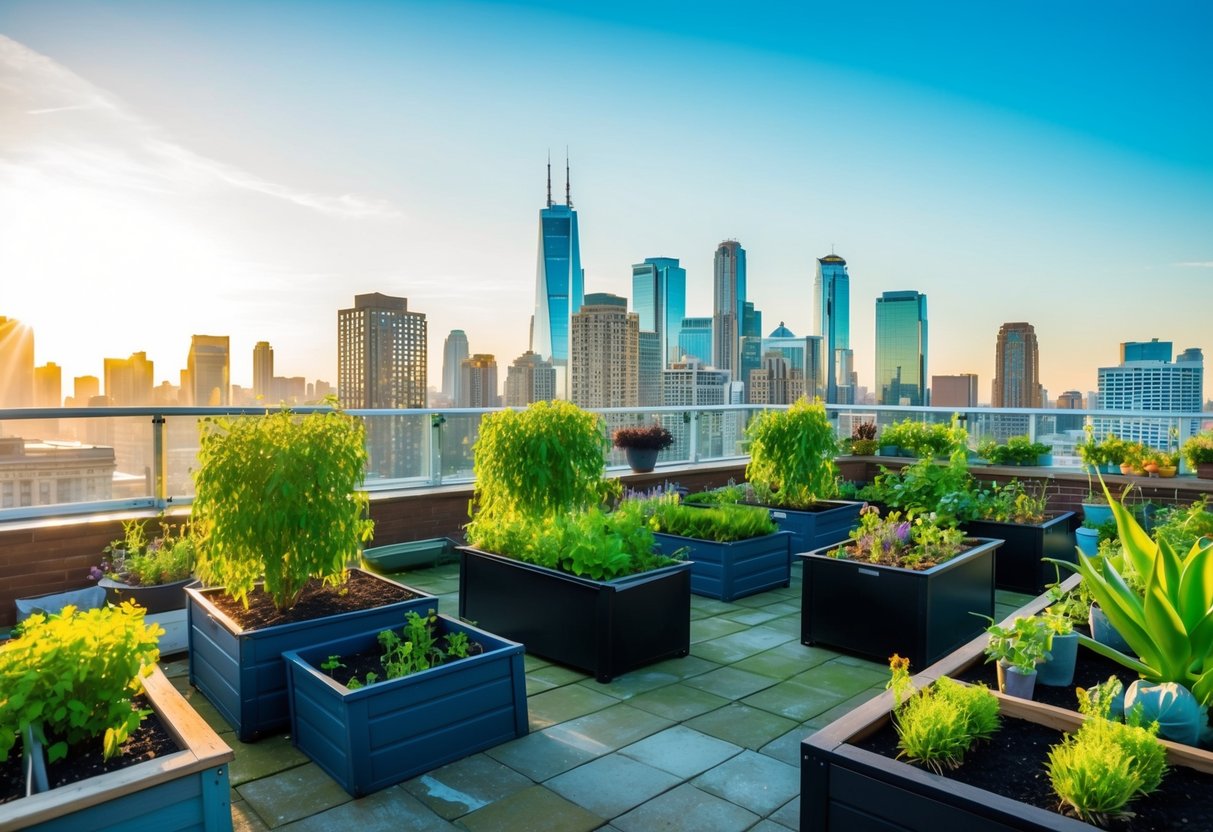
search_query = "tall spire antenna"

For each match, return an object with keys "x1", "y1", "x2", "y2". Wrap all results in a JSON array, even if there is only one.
[
  {"x1": 565, "y1": 147, "x2": 572, "y2": 208},
  {"x1": 546, "y1": 150, "x2": 552, "y2": 208}
]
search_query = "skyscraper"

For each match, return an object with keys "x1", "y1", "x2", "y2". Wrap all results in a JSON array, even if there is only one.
[
  {"x1": 459, "y1": 354, "x2": 500, "y2": 408},
  {"x1": 533, "y1": 157, "x2": 584, "y2": 397},
  {"x1": 0, "y1": 316, "x2": 34, "y2": 408},
  {"x1": 992, "y1": 323, "x2": 1043, "y2": 409},
  {"x1": 712, "y1": 240, "x2": 746, "y2": 375},
  {"x1": 1095, "y1": 341, "x2": 1203, "y2": 449},
  {"x1": 815, "y1": 254, "x2": 853, "y2": 404},
  {"x1": 253, "y1": 341, "x2": 274, "y2": 402},
  {"x1": 104, "y1": 352, "x2": 155, "y2": 406},
  {"x1": 638, "y1": 331, "x2": 662, "y2": 407},
  {"x1": 632, "y1": 257, "x2": 686, "y2": 368},
  {"x1": 442, "y1": 330, "x2": 469, "y2": 405},
  {"x1": 761, "y1": 323, "x2": 825, "y2": 401},
  {"x1": 678, "y1": 317, "x2": 712, "y2": 365},
  {"x1": 185, "y1": 336, "x2": 230, "y2": 406},
  {"x1": 875, "y1": 291, "x2": 928, "y2": 406},
  {"x1": 748, "y1": 352, "x2": 807, "y2": 405},
  {"x1": 33, "y1": 363, "x2": 62, "y2": 408},
  {"x1": 569, "y1": 293, "x2": 638, "y2": 408},
  {"x1": 503, "y1": 351, "x2": 556, "y2": 407}
]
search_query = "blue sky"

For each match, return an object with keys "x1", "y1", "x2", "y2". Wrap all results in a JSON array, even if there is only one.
[{"x1": 1, "y1": 1, "x2": 1210, "y2": 401}]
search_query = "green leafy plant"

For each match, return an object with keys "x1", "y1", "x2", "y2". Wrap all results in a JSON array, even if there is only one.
[
  {"x1": 886, "y1": 655, "x2": 1000, "y2": 773},
  {"x1": 831, "y1": 506, "x2": 968, "y2": 569},
  {"x1": 90, "y1": 517, "x2": 195, "y2": 586},
  {"x1": 191, "y1": 407, "x2": 375, "y2": 610},
  {"x1": 849, "y1": 422, "x2": 879, "y2": 456},
  {"x1": 971, "y1": 479, "x2": 1049, "y2": 525},
  {"x1": 1077, "y1": 676, "x2": 1125, "y2": 720},
  {"x1": 644, "y1": 500, "x2": 777, "y2": 543},
  {"x1": 0, "y1": 602, "x2": 163, "y2": 763},
  {"x1": 744, "y1": 398, "x2": 838, "y2": 509},
  {"x1": 1152, "y1": 497, "x2": 1213, "y2": 554},
  {"x1": 977, "y1": 435, "x2": 1050, "y2": 466},
  {"x1": 340, "y1": 610, "x2": 478, "y2": 689},
  {"x1": 1047, "y1": 714, "x2": 1167, "y2": 825},
  {"x1": 320, "y1": 655, "x2": 345, "y2": 677},
  {"x1": 879, "y1": 418, "x2": 965, "y2": 458},
  {"x1": 612, "y1": 423, "x2": 674, "y2": 450},
  {"x1": 681, "y1": 481, "x2": 750, "y2": 506},
  {"x1": 981, "y1": 615, "x2": 1053, "y2": 673},
  {"x1": 1181, "y1": 430, "x2": 1213, "y2": 468},
  {"x1": 857, "y1": 455, "x2": 976, "y2": 525}
]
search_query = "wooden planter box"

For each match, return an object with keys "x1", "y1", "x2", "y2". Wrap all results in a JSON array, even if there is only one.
[
  {"x1": 186, "y1": 568, "x2": 436, "y2": 742},
  {"x1": 799, "y1": 538, "x2": 1000, "y2": 670},
  {"x1": 2, "y1": 665, "x2": 234, "y2": 832},
  {"x1": 652, "y1": 530, "x2": 791, "y2": 602},
  {"x1": 801, "y1": 576, "x2": 1213, "y2": 831},
  {"x1": 960, "y1": 512, "x2": 1075, "y2": 595},
  {"x1": 762, "y1": 500, "x2": 864, "y2": 554},
  {"x1": 457, "y1": 547, "x2": 691, "y2": 683},
  {"x1": 283, "y1": 615, "x2": 528, "y2": 797}
]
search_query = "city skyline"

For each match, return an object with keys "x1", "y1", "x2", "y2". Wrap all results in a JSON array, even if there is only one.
[{"x1": 1, "y1": 2, "x2": 1210, "y2": 400}]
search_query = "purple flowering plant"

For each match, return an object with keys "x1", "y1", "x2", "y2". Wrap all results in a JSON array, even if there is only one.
[
  {"x1": 89, "y1": 517, "x2": 194, "y2": 586},
  {"x1": 831, "y1": 505, "x2": 967, "y2": 569}
]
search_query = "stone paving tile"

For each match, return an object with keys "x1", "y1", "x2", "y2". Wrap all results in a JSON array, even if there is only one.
[
  {"x1": 458, "y1": 785, "x2": 603, "y2": 832},
  {"x1": 403, "y1": 753, "x2": 533, "y2": 820},
  {"x1": 693, "y1": 750, "x2": 800, "y2": 816},
  {"x1": 222, "y1": 732, "x2": 310, "y2": 788},
  {"x1": 828, "y1": 653, "x2": 889, "y2": 671},
  {"x1": 790, "y1": 658, "x2": 887, "y2": 696},
  {"x1": 523, "y1": 653, "x2": 553, "y2": 672},
  {"x1": 682, "y1": 666, "x2": 780, "y2": 700},
  {"x1": 577, "y1": 667, "x2": 681, "y2": 700},
  {"x1": 683, "y1": 703, "x2": 798, "y2": 750},
  {"x1": 232, "y1": 799, "x2": 270, "y2": 832},
  {"x1": 728, "y1": 592, "x2": 786, "y2": 609},
  {"x1": 740, "y1": 677, "x2": 851, "y2": 722},
  {"x1": 804, "y1": 687, "x2": 884, "y2": 729},
  {"x1": 236, "y1": 762, "x2": 352, "y2": 828},
  {"x1": 619, "y1": 725, "x2": 742, "y2": 779},
  {"x1": 691, "y1": 616, "x2": 750, "y2": 643},
  {"x1": 751, "y1": 819, "x2": 795, "y2": 832},
  {"x1": 730, "y1": 641, "x2": 836, "y2": 679},
  {"x1": 762, "y1": 614, "x2": 805, "y2": 636},
  {"x1": 545, "y1": 753, "x2": 681, "y2": 818},
  {"x1": 770, "y1": 795, "x2": 800, "y2": 830},
  {"x1": 759, "y1": 600, "x2": 801, "y2": 616},
  {"x1": 528, "y1": 664, "x2": 592, "y2": 687},
  {"x1": 171, "y1": 679, "x2": 235, "y2": 735},
  {"x1": 484, "y1": 728, "x2": 598, "y2": 782},
  {"x1": 692, "y1": 626, "x2": 797, "y2": 664},
  {"x1": 689, "y1": 597, "x2": 743, "y2": 617},
  {"x1": 760, "y1": 724, "x2": 815, "y2": 767},
  {"x1": 543, "y1": 703, "x2": 673, "y2": 755},
  {"x1": 644, "y1": 654, "x2": 720, "y2": 680},
  {"x1": 626, "y1": 682, "x2": 731, "y2": 721},
  {"x1": 613, "y1": 783, "x2": 759, "y2": 832},
  {"x1": 525, "y1": 675, "x2": 560, "y2": 696},
  {"x1": 719, "y1": 608, "x2": 781, "y2": 626},
  {"x1": 276, "y1": 787, "x2": 458, "y2": 832},
  {"x1": 526, "y1": 682, "x2": 619, "y2": 729}
]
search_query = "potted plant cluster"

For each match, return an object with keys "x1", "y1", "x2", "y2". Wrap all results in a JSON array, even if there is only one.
[
  {"x1": 612, "y1": 422, "x2": 674, "y2": 473},
  {"x1": 1077, "y1": 428, "x2": 1129, "y2": 476},
  {"x1": 980, "y1": 614, "x2": 1053, "y2": 699},
  {"x1": 976, "y1": 435, "x2": 1051, "y2": 467},
  {"x1": 742, "y1": 397, "x2": 863, "y2": 552},
  {"x1": 283, "y1": 609, "x2": 527, "y2": 797},
  {"x1": 0, "y1": 602, "x2": 234, "y2": 830},
  {"x1": 1182, "y1": 430, "x2": 1213, "y2": 479},
  {"x1": 878, "y1": 418, "x2": 964, "y2": 459},
  {"x1": 460, "y1": 401, "x2": 691, "y2": 683},
  {"x1": 185, "y1": 406, "x2": 435, "y2": 741},
  {"x1": 848, "y1": 421, "x2": 879, "y2": 456},
  {"x1": 799, "y1": 506, "x2": 1001, "y2": 669}
]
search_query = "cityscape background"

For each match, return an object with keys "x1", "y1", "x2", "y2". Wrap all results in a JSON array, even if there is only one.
[{"x1": 1, "y1": 1, "x2": 1211, "y2": 405}]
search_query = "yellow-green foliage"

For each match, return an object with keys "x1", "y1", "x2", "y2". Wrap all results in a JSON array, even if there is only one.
[
  {"x1": 644, "y1": 501, "x2": 777, "y2": 543},
  {"x1": 744, "y1": 398, "x2": 838, "y2": 509},
  {"x1": 0, "y1": 603, "x2": 163, "y2": 763},
  {"x1": 893, "y1": 676, "x2": 1001, "y2": 772},
  {"x1": 191, "y1": 407, "x2": 375, "y2": 610},
  {"x1": 1048, "y1": 717, "x2": 1167, "y2": 825}
]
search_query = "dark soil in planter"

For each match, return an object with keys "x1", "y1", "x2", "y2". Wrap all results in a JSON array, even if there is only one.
[
  {"x1": 206, "y1": 570, "x2": 425, "y2": 630},
  {"x1": 856, "y1": 713, "x2": 1213, "y2": 831},
  {"x1": 326, "y1": 634, "x2": 487, "y2": 687},
  {"x1": 0, "y1": 694, "x2": 180, "y2": 804}
]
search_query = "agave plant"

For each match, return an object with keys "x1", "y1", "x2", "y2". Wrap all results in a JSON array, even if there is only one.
[{"x1": 1061, "y1": 482, "x2": 1213, "y2": 705}]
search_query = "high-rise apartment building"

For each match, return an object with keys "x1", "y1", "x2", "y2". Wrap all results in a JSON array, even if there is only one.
[
  {"x1": 712, "y1": 240, "x2": 746, "y2": 376},
  {"x1": 875, "y1": 291, "x2": 928, "y2": 407},
  {"x1": 0, "y1": 316, "x2": 34, "y2": 408},
  {"x1": 442, "y1": 330, "x2": 470, "y2": 405},
  {"x1": 104, "y1": 352, "x2": 154, "y2": 406},
  {"x1": 992, "y1": 323, "x2": 1043, "y2": 408},
  {"x1": 678, "y1": 317, "x2": 712, "y2": 365},
  {"x1": 253, "y1": 341, "x2": 274, "y2": 402},
  {"x1": 185, "y1": 336, "x2": 230, "y2": 406},
  {"x1": 533, "y1": 159, "x2": 584, "y2": 397},
  {"x1": 931, "y1": 374, "x2": 979, "y2": 408},
  {"x1": 815, "y1": 254, "x2": 853, "y2": 404},
  {"x1": 70, "y1": 376, "x2": 100, "y2": 407},
  {"x1": 569, "y1": 293, "x2": 638, "y2": 408},
  {"x1": 33, "y1": 363, "x2": 62, "y2": 408},
  {"x1": 632, "y1": 257, "x2": 686, "y2": 368},
  {"x1": 748, "y1": 352, "x2": 807, "y2": 405},
  {"x1": 761, "y1": 323, "x2": 825, "y2": 401},
  {"x1": 1095, "y1": 341, "x2": 1203, "y2": 449},
  {"x1": 503, "y1": 351, "x2": 556, "y2": 407},
  {"x1": 638, "y1": 331, "x2": 662, "y2": 407},
  {"x1": 459, "y1": 354, "x2": 500, "y2": 408},
  {"x1": 663, "y1": 358, "x2": 734, "y2": 456}
]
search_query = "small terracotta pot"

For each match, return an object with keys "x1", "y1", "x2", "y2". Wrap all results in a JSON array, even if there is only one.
[{"x1": 1158, "y1": 465, "x2": 1177, "y2": 478}]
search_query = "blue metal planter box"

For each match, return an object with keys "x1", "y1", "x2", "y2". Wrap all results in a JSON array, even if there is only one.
[
  {"x1": 652, "y1": 530, "x2": 792, "y2": 601},
  {"x1": 762, "y1": 500, "x2": 863, "y2": 554},
  {"x1": 959, "y1": 512, "x2": 1076, "y2": 595},
  {"x1": 283, "y1": 615, "x2": 527, "y2": 797},
  {"x1": 186, "y1": 568, "x2": 436, "y2": 742},
  {"x1": 8, "y1": 665, "x2": 234, "y2": 832},
  {"x1": 458, "y1": 547, "x2": 691, "y2": 683}
]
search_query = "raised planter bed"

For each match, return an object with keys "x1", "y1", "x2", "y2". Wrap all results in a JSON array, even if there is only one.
[
  {"x1": 457, "y1": 546, "x2": 691, "y2": 683},
  {"x1": 652, "y1": 530, "x2": 791, "y2": 602},
  {"x1": 799, "y1": 538, "x2": 1000, "y2": 670},
  {"x1": 2, "y1": 665, "x2": 234, "y2": 832},
  {"x1": 284, "y1": 615, "x2": 527, "y2": 797},
  {"x1": 960, "y1": 512, "x2": 1075, "y2": 595},
  {"x1": 761, "y1": 500, "x2": 863, "y2": 554},
  {"x1": 186, "y1": 568, "x2": 435, "y2": 742}
]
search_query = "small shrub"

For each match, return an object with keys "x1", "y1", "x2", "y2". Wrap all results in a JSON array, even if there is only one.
[
  {"x1": 744, "y1": 398, "x2": 838, "y2": 509},
  {"x1": 1181, "y1": 431, "x2": 1213, "y2": 468},
  {"x1": 1048, "y1": 717, "x2": 1167, "y2": 825},
  {"x1": 886, "y1": 656, "x2": 1000, "y2": 773},
  {"x1": 612, "y1": 424, "x2": 674, "y2": 450}
]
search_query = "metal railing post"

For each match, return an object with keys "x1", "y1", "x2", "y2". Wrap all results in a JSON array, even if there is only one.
[
  {"x1": 151, "y1": 414, "x2": 167, "y2": 509},
  {"x1": 430, "y1": 413, "x2": 445, "y2": 486}
]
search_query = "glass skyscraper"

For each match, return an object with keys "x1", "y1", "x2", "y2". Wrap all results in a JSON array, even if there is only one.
[
  {"x1": 632, "y1": 257, "x2": 686, "y2": 368},
  {"x1": 712, "y1": 240, "x2": 746, "y2": 375},
  {"x1": 814, "y1": 254, "x2": 852, "y2": 404},
  {"x1": 533, "y1": 160, "x2": 584, "y2": 397},
  {"x1": 679, "y1": 317, "x2": 712, "y2": 365},
  {"x1": 875, "y1": 290, "x2": 928, "y2": 407}
]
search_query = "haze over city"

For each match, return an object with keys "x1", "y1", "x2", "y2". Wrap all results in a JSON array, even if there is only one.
[{"x1": 1, "y1": 1, "x2": 1210, "y2": 402}]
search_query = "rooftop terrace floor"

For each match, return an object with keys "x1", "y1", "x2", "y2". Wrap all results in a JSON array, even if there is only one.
[{"x1": 160, "y1": 561, "x2": 1034, "y2": 832}]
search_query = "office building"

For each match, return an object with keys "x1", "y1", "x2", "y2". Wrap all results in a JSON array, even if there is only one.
[
  {"x1": 569, "y1": 293, "x2": 638, "y2": 408},
  {"x1": 632, "y1": 257, "x2": 686, "y2": 368},
  {"x1": 749, "y1": 351, "x2": 807, "y2": 405},
  {"x1": 459, "y1": 354, "x2": 500, "y2": 408},
  {"x1": 712, "y1": 240, "x2": 746, "y2": 375},
  {"x1": 932, "y1": 374, "x2": 979, "y2": 408},
  {"x1": 992, "y1": 323, "x2": 1043, "y2": 409},
  {"x1": 504, "y1": 351, "x2": 556, "y2": 407},
  {"x1": 638, "y1": 331, "x2": 662, "y2": 407},
  {"x1": 184, "y1": 335, "x2": 230, "y2": 406},
  {"x1": 104, "y1": 352, "x2": 155, "y2": 406},
  {"x1": 762, "y1": 323, "x2": 825, "y2": 401},
  {"x1": 69, "y1": 376, "x2": 99, "y2": 407},
  {"x1": 0, "y1": 436, "x2": 115, "y2": 509},
  {"x1": 1121, "y1": 339, "x2": 1172, "y2": 363},
  {"x1": 442, "y1": 330, "x2": 469, "y2": 405},
  {"x1": 253, "y1": 341, "x2": 274, "y2": 401},
  {"x1": 815, "y1": 254, "x2": 853, "y2": 404},
  {"x1": 678, "y1": 317, "x2": 712, "y2": 365},
  {"x1": 663, "y1": 359, "x2": 734, "y2": 457},
  {"x1": 533, "y1": 158, "x2": 584, "y2": 397},
  {"x1": 1095, "y1": 342, "x2": 1203, "y2": 449},
  {"x1": 33, "y1": 363, "x2": 62, "y2": 408},
  {"x1": 1056, "y1": 390, "x2": 1085, "y2": 433},
  {"x1": 0, "y1": 316, "x2": 34, "y2": 408},
  {"x1": 875, "y1": 291, "x2": 928, "y2": 407}
]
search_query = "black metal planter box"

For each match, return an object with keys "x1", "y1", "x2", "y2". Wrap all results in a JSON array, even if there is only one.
[
  {"x1": 799, "y1": 538, "x2": 1000, "y2": 670},
  {"x1": 457, "y1": 547, "x2": 691, "y2": 683},
  {"x1": 283, "y1": 615, "x2": 528, "y2": 797},
  {"x1": 652, "y1": 530, "x2": 791, "y2": 602},
  {"x1": 763, "y1": 500, "x2": 864, "y2": 554},
  {"x1": 960, "y1": 512, "x2": 1075, "y2": 595},
  {"x1": 186, "y1": 568, "x2": 437, "y2": 742}
]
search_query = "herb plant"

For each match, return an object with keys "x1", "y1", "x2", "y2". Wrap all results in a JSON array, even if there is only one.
[
  {"x1": 0, "y1": 602, "x2": 163, "y2": 763},
  {"x1": 91, "y1": 516, "x2": 195, "y2": 586},
  {"x1": 1151, "y1": 496, "x2": 1213, "y2": 555},
  {"x1": 744, "y1": 398, "x2": 838, "y2": 510},
  {"x1": 971, "y1": 479, "x2": 1050, "y2": 524},
  {"x1": 644, "y1": 501, "x2": 778, "y2": 543},
  {"x1": 981, "y1": 615, "x2": 1052, "y2": 673},
  {"x1": 977, "y1": 435, "x2": 1050, "y2": 466},
  {"x1": 341, "y1": 610, "x2": 478, "y2": 689},
  {"x1": 681, "y1": 481, "x2": 750, "y2": 506},
  {"x1": 831, "y1": 506, "x2": 968, "y2": 569},
  {"x1": 886, "y1": 655, "x2": 1000, "y2": 773},
  {"x1": 857, "y1": 455, "x2": 976, "y2": 525},
  {"x1": 1047, "y1": 715, "x2": 1167, "y2": 825}
]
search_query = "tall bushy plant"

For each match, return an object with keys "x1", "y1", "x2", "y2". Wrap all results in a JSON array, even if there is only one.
[
  {"x1": 744, "y1": 398, "x2": 838, "y2": 509},
  {"x1": 192, "y1": 407, "x2": 375, "y2": 610}
]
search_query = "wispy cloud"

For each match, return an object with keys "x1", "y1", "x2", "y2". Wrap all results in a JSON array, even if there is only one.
[{"x1": 1174, "y1": 261, "x2": 1213, "y2": 268}]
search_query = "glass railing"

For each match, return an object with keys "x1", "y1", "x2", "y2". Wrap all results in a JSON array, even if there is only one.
[{"x1": 0, "y1": 403, "x2": 1209, "y2": 521}]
